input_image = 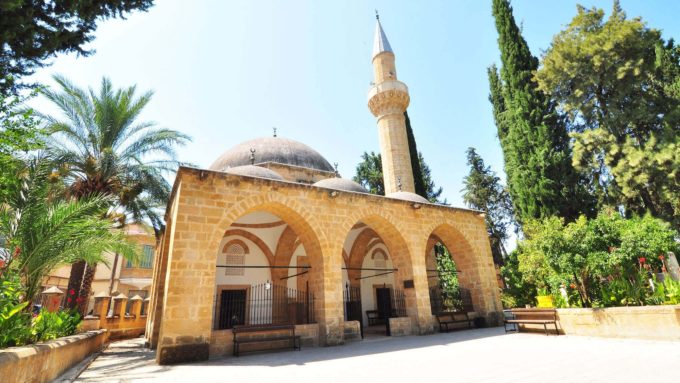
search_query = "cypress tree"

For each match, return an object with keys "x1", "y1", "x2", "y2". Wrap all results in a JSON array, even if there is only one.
[
  {"x1": 489, "y1": 0, "x2": 593, "y2": 225},
  {"x1": 404, "y1": 111, "x2": 427, "y2": 198}
]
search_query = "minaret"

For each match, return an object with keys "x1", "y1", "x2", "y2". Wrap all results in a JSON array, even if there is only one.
[{"x1": 367, "y1": 13, "x2": 414, "y2": 194}]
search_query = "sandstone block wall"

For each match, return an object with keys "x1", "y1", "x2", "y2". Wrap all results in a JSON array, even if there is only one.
[{"x1": 0, "y1": 330, "x2": 107, "y2": 383}]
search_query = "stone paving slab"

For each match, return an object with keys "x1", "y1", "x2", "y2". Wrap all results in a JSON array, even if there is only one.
[{"x1": 75, "y1": 327, "x2": 680, "y2": 382}]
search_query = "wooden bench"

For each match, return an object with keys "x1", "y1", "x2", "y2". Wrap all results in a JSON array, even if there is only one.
[
  {"x1": 232, "y1": 324, "x2": 300, "y2": 356},
  {"x1": 503, "y1": 308, "x2": 559, "y2": 336},
  {"x1": 366, "y1": 310, "x2": 383, "y2": 326},
  {"x1": 435, "y1": 311, "x2": 474, "y2": 332}
]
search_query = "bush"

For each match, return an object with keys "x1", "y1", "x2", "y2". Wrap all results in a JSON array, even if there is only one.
[
  {"x1": 32, "y1": 309, "x2": 81, "y2": 342},
  {"x1": 0, "y1": 271, "x2": 32, "y2": 348},
  {"x1": 504, "y1": 211, "x2": 679, "y2": 308}
]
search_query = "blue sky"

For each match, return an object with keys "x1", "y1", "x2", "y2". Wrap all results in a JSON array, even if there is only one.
[{"x1": 27, "y1": 0, "x2": 680, "y2": 209}]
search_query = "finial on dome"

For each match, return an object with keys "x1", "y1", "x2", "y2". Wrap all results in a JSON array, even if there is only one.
[
  {"x1": 334, "y1": 162, "x2": 339, "y2": 177},
  {"x1": 249, "y1": 148, "x2": 256, "y2": 165},
  {"x1": 273, "y1": 127, "x2": 277, "y2": 137},
  {"x1": 397, "y1": 176, "x2": 402, "y2": 192},
  {"x1": 375, "y1": 9, "x2": 379, "y2": 20}
]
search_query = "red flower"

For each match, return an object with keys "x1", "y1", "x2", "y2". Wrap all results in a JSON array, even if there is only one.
[
  {"x1": 659, "y1": 255, "x2": 665, "y2": 261},
  {"x1": 569, "y1": 283, "x2": 576, "y2": 289},
  {"x1": 76, "y1": 297, "x2": 83, "y2": 303},
  {"x1": 67, "y1": 297, "x2": 72, "y2": 303},
  {"x1": 0, "y1": 260, "x2": 4, "y2": 268},
  {"x1": 13, "y1": 246, "x2": 20, "y2": 258},
  {"x1": 69, "y1": 289, "x2": 76, "y2": 296},
  {"x1": 638, "y1": 257, "x2": 646, "y2": 264}
]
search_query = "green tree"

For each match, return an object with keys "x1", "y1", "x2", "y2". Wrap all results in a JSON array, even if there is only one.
[
  {"x1": 353, "y1": 150, "x2": 444, "y2": 203},
  {"x1": 534, "y1": 2, "x2": 680, "y2": 228},
  {"x1": 0, "y1": 0, "x2": 153, "y2": 96},
  {"x1": 489, "y1": 0, "x2": 593, "y2": 226},
  {"x1": 462, "y1": 147, "x2": 514, "y2": 265},
  {"x1": 0, "y1": 93, "x2": 43, "y2": 202},
  {"x1": 404, "y1": 111, "x2": 427, "y2": 198},
  {"x1": 0, "y1": 157, "x2": 136, "y2": 304},
  {"x1": 353, "y1": 151, "x2": 384, "y2": 195},
  {"x1": 38, "y1": 75, "x2": 189, "y2": 313}
]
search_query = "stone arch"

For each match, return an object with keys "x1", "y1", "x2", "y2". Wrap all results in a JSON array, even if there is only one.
[
  {"x1": 338, "y1": 210, "x2": 416, "y2": 320},
  {"x1": 425, "y1": 222, "x2": 487, "y2": 316},
  {"x1": 207, "y1": 194, "x2": 329, "y2": 331}
]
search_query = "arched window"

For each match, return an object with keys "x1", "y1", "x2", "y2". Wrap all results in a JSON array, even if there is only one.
[{"x1": 223, "y1": 240, "x2": 248, "y2": 276}]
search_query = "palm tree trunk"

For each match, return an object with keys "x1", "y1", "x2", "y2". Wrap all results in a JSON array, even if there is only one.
[
  {"x1": 66, "y1": 260, "x2": 86, "y2": 310},
  {"x1": 77, "y1": 262, "x2": 97, "y2": 315},
  {"x1": 108, "y1": 252, "x2": 119, "y2": 295}
]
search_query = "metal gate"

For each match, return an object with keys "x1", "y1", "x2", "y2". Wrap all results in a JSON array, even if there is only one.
[{"x1": 343, "y1": 284, "x2": 363, "y2": 338}]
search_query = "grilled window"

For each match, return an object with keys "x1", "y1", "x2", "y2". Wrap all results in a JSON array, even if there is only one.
[{"x1": 224, "y1": 243, "x2": 245, "y2": 276}]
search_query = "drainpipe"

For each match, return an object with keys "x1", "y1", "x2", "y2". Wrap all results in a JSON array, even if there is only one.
[{"x1": 109, "y1": 252, "x2": 119, "y2": 295}]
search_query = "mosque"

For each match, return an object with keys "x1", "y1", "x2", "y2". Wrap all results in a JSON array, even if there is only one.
[{"x1": 145, "y1": 16, "x2": 502, "y2": 364}]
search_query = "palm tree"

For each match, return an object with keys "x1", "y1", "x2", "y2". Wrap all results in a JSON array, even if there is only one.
[
  {"x1": 0, "y1": 156, "x2": 137, "y2": 304},
  {"x1": 37, "y1": 75, "x2": 190, "y2": 314}
]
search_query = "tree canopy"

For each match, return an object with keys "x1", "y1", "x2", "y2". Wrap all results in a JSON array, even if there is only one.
[
  {"x1": 0, "y1": 0, "x2": 154, "y2": 96},
  {"x1": 462, "y1": 147, "x2": 514, "y2": 265},
  {"x1": 489, "y1": 0, "x2": 594, "y2": 226},
  {"x1": 535, "y1": 1, "x2": 680, "y2": 229}
]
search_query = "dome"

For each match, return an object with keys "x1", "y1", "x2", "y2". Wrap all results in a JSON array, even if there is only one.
[
  {"x1": 224, "y1": 165, "x2": 284, "y2": 181},
  {"x1": 386, "y1": 191, "x2": 429, "y2": 204},
  {"x1": 313, "y1": 177, "x2": 367, "y2": 193},
  {"x1": 210, "y1": 137, "x2": 334, "y2": 173}
]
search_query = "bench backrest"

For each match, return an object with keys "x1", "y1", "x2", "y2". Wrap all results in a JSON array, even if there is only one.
[
  {"x1": 508, "y1": 308, "x2": 557, "y2": 321},
  {"x1": 436, "y1": 311, "x2": 469, "y2": 322},
  {"x1": 232, "y1": 324, "x2": 295, "y2": 335}
]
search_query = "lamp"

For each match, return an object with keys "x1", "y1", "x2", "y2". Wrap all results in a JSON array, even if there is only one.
[
  {"x1": 329, "y1": 190, "x2": 339, "y2": 198},
  {"x1": 265, "y1": 280, "x2": 271, "y2": 290},
  {"x1": 412, "y1": 202, "x2": 422, "y2": 209}
]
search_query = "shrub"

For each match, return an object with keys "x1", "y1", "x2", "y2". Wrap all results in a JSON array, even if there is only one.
[
  {"x1": 32, "y1": 309, "x2": 81, "y2": 342},
  {"x1": 0, "y1": 271, "x2": 32, "y2": 347}
]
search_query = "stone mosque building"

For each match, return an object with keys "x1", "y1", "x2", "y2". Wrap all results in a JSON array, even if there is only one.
[{"x1": 146, "y1": 17, "x2": 502, "y2": 364}]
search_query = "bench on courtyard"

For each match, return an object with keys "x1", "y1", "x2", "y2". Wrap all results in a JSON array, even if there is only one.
[
  {"x1": 232, "y1": 324, "x2": 300, "y2": 356},
  {"x1": 503, "y1": 308, "x2": 559, "y2": 336},
  {"x1": 366, "y1": 310, "x2": 383, "y2": 326},
  {"x1": 435, "y1": 311, "x2": 474, "y2": 332}
]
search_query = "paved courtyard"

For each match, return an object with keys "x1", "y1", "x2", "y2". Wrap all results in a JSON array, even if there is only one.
[{"x1": 74, "y1": 327, "x2": 680, "y2": 382}]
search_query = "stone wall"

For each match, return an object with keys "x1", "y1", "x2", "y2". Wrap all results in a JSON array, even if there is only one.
[
  {"x1": 556, "y1": 306, "x2": 680, "y2": 340},
  {"x1": 389, "y1": 317, "x2": 413, "y2": 336},
  {"x1": 343, "y1": 321, "x2": 362, "y2": 341},
  {"x1": 0, "y1": 330, "x2": 107, "y2": 383},
  {"x1": 82, "y1": 294, "x2": 148, "y2": 340}
]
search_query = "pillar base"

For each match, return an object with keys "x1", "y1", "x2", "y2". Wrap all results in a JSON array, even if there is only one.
[{"x1": 157, "y1": 343, "x2": 209, "y2": 365}]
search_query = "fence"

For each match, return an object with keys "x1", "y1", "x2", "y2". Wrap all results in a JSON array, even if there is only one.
[
  {"x1": 214, "y1": 283, "x2": 314, "y2": 330},
  {"x1": 429, "y1": 286, "x2": 473, "y2": 314}
]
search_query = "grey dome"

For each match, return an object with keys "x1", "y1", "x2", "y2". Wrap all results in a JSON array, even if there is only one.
[
  {"x1": 224, "y1": 165, "x2": 284, "y2": 181},
  {"x1": 386, "y1": 191, "x2": 429, "y2": 204},
  {"x1": 210, "y1": 137, "x2": 334, "y2": 173},
  {"x1": 313, "y1": 178, "x2": 367, "y2": 193}
]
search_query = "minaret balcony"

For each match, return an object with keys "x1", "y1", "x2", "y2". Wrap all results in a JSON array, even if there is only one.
[
  {"x1": 367, "y1": 80, "x2": 409, "y2": 100},
  {"x1": 367, "y1": 80, "x2": 410, "y2": 117}
]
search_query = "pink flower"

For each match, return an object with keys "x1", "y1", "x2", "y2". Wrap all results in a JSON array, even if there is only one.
[
  {"x1": 67, "y1": 297, "x2": 73, "y2": 303},
  {"x1": 69, "y1": 289, "x2": 75, "y2": 296},
  {"x1": 76, "y1": 297, "x2": 83, "y2": 304}
]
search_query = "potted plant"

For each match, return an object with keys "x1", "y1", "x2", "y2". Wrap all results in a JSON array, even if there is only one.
[{"x1": 535, "y1": 287, "x2": 554, "y2": 308}]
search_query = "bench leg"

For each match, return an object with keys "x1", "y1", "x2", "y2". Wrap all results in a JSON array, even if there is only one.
[
  {"x1": 554, "y1": 322, "x2": 559, "y2": 335},
  {"x1": 233, "y1": 341, "x2": 239, "y2": 357},
  {"x1": 544, "y1": 323, "x2": 548, "y2": 336}
]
